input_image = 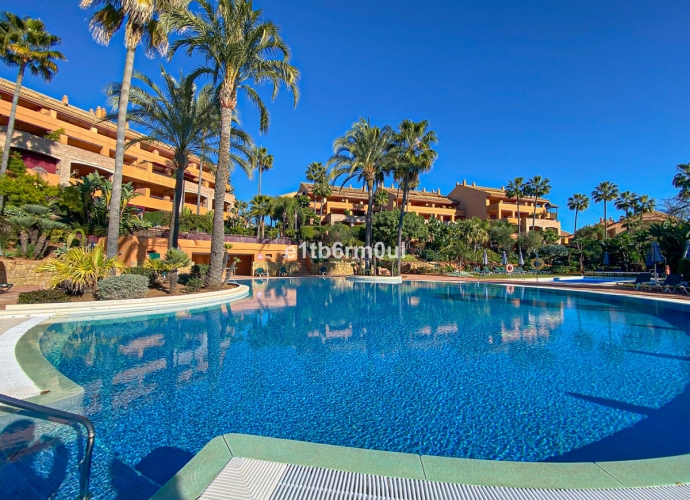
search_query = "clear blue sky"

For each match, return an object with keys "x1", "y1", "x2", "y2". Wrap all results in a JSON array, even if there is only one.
[{"x1": 2, "y1": 0, "x2": 689, "y2": 230}]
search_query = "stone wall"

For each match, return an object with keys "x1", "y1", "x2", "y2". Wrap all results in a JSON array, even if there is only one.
[
  {"x1": 311, "y1": 261, "x2": 354, "y2": 276},
  {"x1": 0, "y1": 259, "x2": 46, "y2": 286}
]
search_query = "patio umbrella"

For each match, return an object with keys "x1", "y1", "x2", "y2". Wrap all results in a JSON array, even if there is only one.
[
  {"x1": 603, "y1": 251, "x2": 610, "y2": 266},
  {"x1": 649, "y1": 241, "x2": 665, "y2": 277},
  {"x1": 483, "y1": 249, "x2": 489, "y2": 266},
  {"x1": 501, "y1": 251, "x2": 508, "y2": 266},
  {"x1": 518, "y1": 249, "x2": 524, "y2": 266},
  {"x1": 683, "y1": 240, "x2": 690, "y2": 260}
]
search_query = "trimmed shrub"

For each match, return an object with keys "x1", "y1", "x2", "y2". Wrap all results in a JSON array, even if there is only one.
[
  {"x1": 191, "y1": 264, "x2": 209, "y2": 278},
  {"x1": 124, "y1": 266, "x2": 157, "y2": 286},
  {"x1": 679, "y1": 258, "x2": 690, "y2": 281},
  {"x1": 18, "y1": 289, "x2": 71, "y2": 304},
  {"x1": 183, "y1": 277, "x2": 205, "y2": 293},
  {"x1": 96, "y1": 274, "x2": 149, "y2": 301}
]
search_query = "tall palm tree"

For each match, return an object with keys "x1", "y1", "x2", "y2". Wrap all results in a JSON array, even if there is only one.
[
  {"x1": 110, "y1": 69, "x2": 204, "y2": 248},
  {"x1": 251, "y1": 145, "x2": 273, "y2": 196},
  {"x1": 505, "y1": 177, "x2": 526, "y2": 237},
  {"x1": 390, "y1": 119, "x2": 438, "y2": 275},
  {"x1": 567, "y1": 193, "x2": 589, "y2": 234},
  {"x1": 168, "y1": 0, "x2": 299, "y2": 288},
  {"x1": 525, "y1": 176, "x2": 551, "y2": 234},
  {"x1": 329, "y1": 118, "x2": 395, "y2": 273},
  {"x1": 0, "y1": 13, "x2": 65, "y2": 209},
  {"x1": 250, "y1": 194, "x2": 272, "y2": 238},
  {"x1": 80, "y1": 0, "x2": 183, "y2": 258},
  {"x1": 614, "y1": 190, "x2": 637, "y2": 218},
  {"x1": 591, "y1": 181, "x2": 619, "y2": 239},
  {"x1": 673, "y1": 163, "x2": 690, "y2": 200}
]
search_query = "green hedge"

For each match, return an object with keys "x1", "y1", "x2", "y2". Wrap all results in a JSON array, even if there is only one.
[
  {"x1": 18, "y1": 289, "x2": 71, "y2": 304},
  {"x1": 679, "y1": 258, "x2": 690, "y2": 280},
  {"x1": 191, "y1": 264, "x2": 209, "y2": 278},
  {"x1": 124, "y1": 266, "x2": 157, "y2": 286},
  {"x1": 96, "y1": 274, "x2": 149, "y2": 301}
]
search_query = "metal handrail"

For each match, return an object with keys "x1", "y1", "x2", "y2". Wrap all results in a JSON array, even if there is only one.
[{"x1": 0, "y1": 393, "x2": 95, "y2": 500}]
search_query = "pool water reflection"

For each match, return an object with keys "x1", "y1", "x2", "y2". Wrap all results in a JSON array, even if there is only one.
[{"x1": 36, "y1": 279, "x2": 690, "y2": 499}]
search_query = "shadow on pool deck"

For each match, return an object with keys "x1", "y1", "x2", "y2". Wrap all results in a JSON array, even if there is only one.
[{"x1": 546, "y1": 379, "x2": 690, "y2": 462}]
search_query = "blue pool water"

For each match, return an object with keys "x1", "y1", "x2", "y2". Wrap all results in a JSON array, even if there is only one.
[{"x1": 7, "y1": 279, "x2": 690, "y2": 498}]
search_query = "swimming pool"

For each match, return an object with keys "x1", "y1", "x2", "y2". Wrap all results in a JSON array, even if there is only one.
[{"x1": 13, "y1": 279, "x2": 690, "y2": 498}]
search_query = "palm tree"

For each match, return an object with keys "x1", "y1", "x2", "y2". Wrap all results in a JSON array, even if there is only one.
[
  {"x1": 567, "y1": 193, "x2": 589, "y2": 234},
  {"x1": 163, "y1": 247, "x2": 190, "y2": 293},
  {"x1": 250, "y1": 146, "x2": 273, "y2": 196},
  {"x1": 633, "y1": 194, "x2": 656, "y2": 214},
  {"x1": 329, "y1": 118, "x2": 395, "y2": 272},
  {"x1": 673, "y1": 163, "x2": 690, "y2": 200},
  {"x1": 390, "y1": 119, "x2": 438, "y2": 275},
  {"x1": 0, "y1": 13, "x2": 65, "y2": 209},
  {"x1": 107, "y1": 69, "x2": 217, "y2": 248},
  {"x1": 525, "y1": 176, "x2": 551, "y2": 233},
  {"x1": 373, "y1": 189, "x2": 389, "y2": 212},
  {"x1": 305, "y1": 161, "x2": 330, "y2": 219},
  {"x1": 505, "y1": 177, "x2": 526, "y2": 237},
  {"x1": 250, "y1": 194, "x2": 272, "y2": 238},
  {"x1": 591, "y1": 181, "x2": 619, "y2": 239},
  {"x1": 168, "y1": 0, "x2": 300, "y2": 289},
  {"x1": 614, "y1": 190, "x2": 637, "y2": 218},
  {"x1": 80, "y1": 0, "x2": 183, "y2": 258}
]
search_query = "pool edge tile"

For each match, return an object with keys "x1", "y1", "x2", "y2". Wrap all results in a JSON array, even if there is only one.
[
  {"x1": 597, "y1": 455, "x2": 690, "y2": 487},
  {"x1": 421, "y1": 455, "x2": 625, "y2": 489},
  {"x1": 223, "y1": 433, "x2": 426, "y2": 480},
  {"x1": 151, "y1": 436, "x2": 233, "y2": 500}
]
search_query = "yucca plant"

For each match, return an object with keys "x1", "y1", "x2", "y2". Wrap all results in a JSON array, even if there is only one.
[{"x1": 37, "y1": 243, "x2": 125, "y2": 294}]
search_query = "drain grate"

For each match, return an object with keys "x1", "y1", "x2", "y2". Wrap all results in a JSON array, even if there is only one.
[{"x1": 200, "y1": 458, "x2": 690, "y2": 500}]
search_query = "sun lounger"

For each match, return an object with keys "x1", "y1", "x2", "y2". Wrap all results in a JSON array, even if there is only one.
[
  {"x1": 660, "y1": 274, "x2": 689, "y2": 293},
  {"x1": 0, "y1": 284, "x2": 13, "y2": 293},
  {"x1": 319, "y1": 266, "x2": 327, "y2": 276},
  {"x1": 619, "y1": 272, "x2": 652, "y2": 290},
  {"x1": 254, "y1": 268, "x2": 266, "y2": 277}
]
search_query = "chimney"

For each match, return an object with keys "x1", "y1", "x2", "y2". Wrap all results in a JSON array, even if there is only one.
[
  {"x1": 462, "y1": 179, "x2": 467, "y2": 186},
  {"x1": 89, "y1": 108, "x2": 94, "y2": 115},
  {"x1": 437, "y1": 188, "x2": 441, "y2": 194},
  {"x1": 501, "y1": 186, "x2": 505, "y2": 191},
  {"x1": 472, "y1": 182, "x2": 476, "y2": 187},
  {"x1": 422, "y1": 187, "x2": 426, "y2": 192},
  {"x1": 456, "y1": 181, "x2": 460, "y2": 186},
  {"x1": 61, "y1": 95, "x2": 69, "y2": 105}
]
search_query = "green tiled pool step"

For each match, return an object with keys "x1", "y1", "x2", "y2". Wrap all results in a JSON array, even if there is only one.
[{"x1": 151, "y1": 434, "x2": 690, "y2": 500}]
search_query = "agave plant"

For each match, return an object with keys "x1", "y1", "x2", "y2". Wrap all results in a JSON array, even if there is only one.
[{"x1": 37, "y1": 244, "x2": 125, "y2": 294}]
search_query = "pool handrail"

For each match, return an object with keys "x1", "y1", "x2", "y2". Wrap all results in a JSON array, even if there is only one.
[{"x1": 0, "y1": 393, "x2": 95, "y2": 500}]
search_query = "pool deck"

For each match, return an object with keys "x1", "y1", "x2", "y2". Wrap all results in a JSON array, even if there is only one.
[
  {"x1": 2, "y1": 277, "x2": 690, "y2": 498},
  {"x1": 153, "y1": 434, "x2": 690, "y2": 500}
]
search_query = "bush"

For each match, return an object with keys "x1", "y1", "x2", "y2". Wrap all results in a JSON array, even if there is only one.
[
  {"x1": 191, "y1": 264, "x2": 209, "y2": 278},
  {"x1": 183, "y1": 276, "x2": 205, "y2": 293},
  {"x1": 679, "y1": 258, "x2": 690, "y2": 280},
  {"x1": 124, "y1": 266, "x2": 157, "y2": 286},
  {"x1": 95, "y1": 274, "x2": 149, "y2": 301},
  {"x1": 143, "y1": 211, "x2": 169, "y2": 228},
  {"x1": 18, "y1": 289, "x2": 71, "y2": 304}
]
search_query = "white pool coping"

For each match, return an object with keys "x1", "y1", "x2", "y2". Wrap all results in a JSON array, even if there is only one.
[{"x1": 0, "y1": 316, "x2": 51, "y2": 398}]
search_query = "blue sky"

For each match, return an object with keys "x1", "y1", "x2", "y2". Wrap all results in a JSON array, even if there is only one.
[{"x1": 2, "y1": 0, "x2": 689, "y2": 230}]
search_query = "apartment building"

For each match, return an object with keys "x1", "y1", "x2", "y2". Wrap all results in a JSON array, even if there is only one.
[
  {"x1": 298, "y1": 179, "x2": 564, "y2": 237},
  {"x1": 0, "y1": 77, "x2": 234, "y2": 216}
]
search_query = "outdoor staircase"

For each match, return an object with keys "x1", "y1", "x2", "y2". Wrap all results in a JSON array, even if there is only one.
[{"x1": 291, "y1": 256, "x2": 312, "y2": 276}]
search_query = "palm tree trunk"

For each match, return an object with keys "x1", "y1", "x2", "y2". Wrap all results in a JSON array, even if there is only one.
[
  {"x1": 19, "y1": 231, "x2": 28, "y2": 256},
  {"x1": 169, "y1": 268, "x2": 178, "y2": 294},
  {"x1": 33, "y1": 234, "x2": 48, "y2": 260},
  {"x1": 258, "y1": 168, "x2": 262, "y2": 196},
  {"x1": 0, "y1": 63, "x2": 27, "y2": 211},
  {"x1": 106, "y1": 46, "x2": 136, "y2": 259},
  {"x1": 170, "y1": 158, "x2": 187, "y2": 249},
  {"x1": 516, "y1": 197, "x2": 521, "y2": 237},
  {"x1": 603, "y1": 202, "x2": 608, "y2": 239},
  {"x1": 196, "y1": 139, "x2": 205, "y2": 215},
  {"x1": 532, "y1": 195, "x2": 538, "y2": 233},
  {"x1": 396, "y1": 173, "x2": 409, "y2": 276},
  {"x1": 206, "y1": 96, "x2": 234, "y2": 290},
  {"x1": 573, "y1": 209, "x2": 579, "y2": 235},
  {"x1": 365, "y1": 179, "x2": 374, "y2": 273}
]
